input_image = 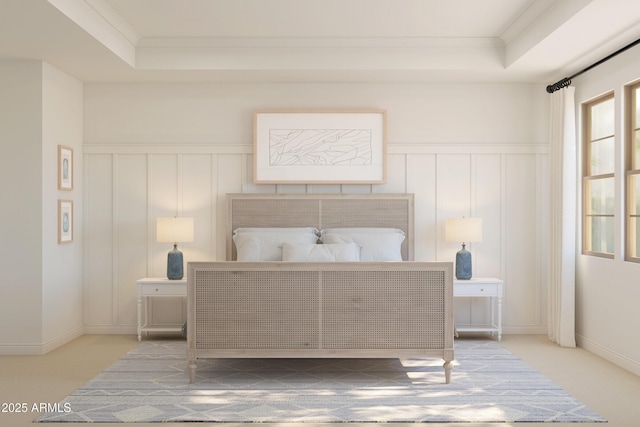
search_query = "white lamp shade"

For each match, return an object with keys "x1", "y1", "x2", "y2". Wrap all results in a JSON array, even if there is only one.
[
  {"x1": 157, "y1": 217, "x2": 194, "y2": 243},
  {"x1": 445, "y1": 217, "x2": 482, "y2": 243}
]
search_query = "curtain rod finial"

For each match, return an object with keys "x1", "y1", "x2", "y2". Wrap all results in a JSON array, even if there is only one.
[{"x1": 546, "y1": 77, "x2": 572, "y2": 94}]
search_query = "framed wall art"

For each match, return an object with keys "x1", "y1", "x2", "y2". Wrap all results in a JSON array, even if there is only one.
[
  {"x1": 58, "y1": 145, "x2": 73, "y2": 190},
  {"x1": 254, "y1": 110, "x2": 387, "y2": 184},
  {"x1": 58, "y1": 199, "x2": 73, "y2": 244}
]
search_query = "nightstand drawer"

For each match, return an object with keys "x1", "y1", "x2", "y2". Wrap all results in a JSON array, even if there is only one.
[
  {"x1": 140, "y1": 283, "x2": 187, "y2": 296},
  {"x1": 454, "y1": 283, "x2": 499, "y2": 297}
]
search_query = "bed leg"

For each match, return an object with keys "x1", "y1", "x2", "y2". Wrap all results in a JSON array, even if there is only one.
[
  {"x1": 443, "y1": 360, "x2": 452, "y2": 384},
  {"x1": 188, "y1": 360, "x2": 197, "y2": 384}
]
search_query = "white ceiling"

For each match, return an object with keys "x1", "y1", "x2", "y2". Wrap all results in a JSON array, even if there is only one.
[{"x1": 1, "y1": 0, "x2": 640, "y2": 84}]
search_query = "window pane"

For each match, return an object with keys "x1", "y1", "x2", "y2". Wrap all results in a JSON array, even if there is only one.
[
  {"x1": 584, "y1": 94, "x2": 615, "y2": 258},
  {"x1": 587, "y1": 177, "x2": 615, "y2": 214},
  {"x1": 588, "y1": 216, "x2": 615, "y2": 254},
  {"x1": 591, "y1": 97, "x2": 614, "y2": 140},
  {"x1": 590, "y1": 137, "x2": 614, "y2": 175},
  {"x1": 632, "y1": 174, "x2": 640, "y2": 215},
  {"x1": 630, "y1": 216, "x2": 640, "y2": 258},
  {"x1": 635, "y1": 87, "x2": 640, "y2": 126},
  {"x1": 635, "y1": 130, "x2": 640, "y2": 170}
]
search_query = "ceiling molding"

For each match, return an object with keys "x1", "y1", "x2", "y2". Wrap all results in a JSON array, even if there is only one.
[
  {"x1": 136, "y1": 37, "x2": 504, "y2": 49},
  {"x1": 500, "y1": 0, "x2": 557, "y2": 44},
  {"x1": 47, "y1": 0, "x2": 138, "y2": 66},
  {"x1": 0, "y1": 0, "x2": 636, "y2": 83},
  {"x1": 504, "y1": 0, "x2": 593, "y2": 67},
  {"x1": 135, "y1": 45, "x2": 505, "y2": 74},
  {"x1": 84, "y1": 0, "x2": 140, "y2": 44}
]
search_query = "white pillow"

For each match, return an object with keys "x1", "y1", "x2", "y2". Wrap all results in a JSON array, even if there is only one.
[
  {"x1": 233, "y1": 228, "x2": 319, "y2": 261},
  {"x1": 282, "y1": 243, "x2": 360, "y2": 262},
  {"x1": 320, "y1": 228, "x2": 405, "y2": 261}
]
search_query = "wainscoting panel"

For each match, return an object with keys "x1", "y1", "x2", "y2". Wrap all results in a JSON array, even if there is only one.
[
  {"x1": 406, "y1": 154, "x2": 437, "y2": 263},
  {"x1": 116, "y1": 154, "x2": 148, "y2": 326},
  {"x1": 83, "y1": 145, "x2": 549, "y2": 334},
  {"x1": 472, "y1": 154, "x2": 503, "y2": 278},
  {"x1": 376, "y1": 154, "x2": 407, "y2": 194},
  {"x1": 215, "y1": 154, "x2": 243, "y2": 260},
  {"x1": 84, "y1": 154, "x2": 115, "y2": 328},
  {"x1": 504, "y1": 155, "x2": 542, "y2": 327},
  {"x1": 181, "y1": 154, "x2": 216, "y2": 264}
]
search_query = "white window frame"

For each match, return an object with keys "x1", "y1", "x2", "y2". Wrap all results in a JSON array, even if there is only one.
[
  {"x1": 626, "y1": 82, "x2": 640, "y2": 262},
  {"x1": 582, "y1": 92, "x2": 615, "y2": 258}
]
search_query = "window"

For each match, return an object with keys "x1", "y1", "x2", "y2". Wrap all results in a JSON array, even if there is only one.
[
  {"x1": 627, "y1": 83, "x2": 640, "y2": 262},
  {"x1": 583, "y1": 93, "x2": 615, "y2": 257}
]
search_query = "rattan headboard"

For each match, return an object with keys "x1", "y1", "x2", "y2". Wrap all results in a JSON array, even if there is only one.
[{"x1": 226, "y1": 193, "x2": 414, "y2": 261}]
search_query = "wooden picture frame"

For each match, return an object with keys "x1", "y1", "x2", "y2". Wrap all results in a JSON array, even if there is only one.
[
  {"x1": 58, "y1": 200, "x2": 73, "y2": 244},
  {"x1": 254, "y1": 110, "x2": 387, "y2": 184},
  {"x1": 58, "y1": 145, "x2": 73, "y2": 190}
]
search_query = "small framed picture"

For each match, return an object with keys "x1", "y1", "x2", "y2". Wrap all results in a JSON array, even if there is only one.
[
  {"x1": 58, "y1": 200, "x2": 73, "y2": 244},
  {"x1": 58, "y1": 145, "x2": 73, "y2": 190}
]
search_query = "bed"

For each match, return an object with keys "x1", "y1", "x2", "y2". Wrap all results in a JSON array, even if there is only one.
[{"x1": 187, "y1": 193, "x2": 454, "y2": 383}]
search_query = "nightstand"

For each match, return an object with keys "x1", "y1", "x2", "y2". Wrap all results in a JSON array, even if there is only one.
[
  {"x1": 136, "y1": 277, "x2": 187, "y2": 341},
  {"x1": 453, "y1": 277, "x2": 504, "y2": 341}
]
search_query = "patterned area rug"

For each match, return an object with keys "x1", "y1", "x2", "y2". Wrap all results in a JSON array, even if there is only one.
[{"x1": 36, "y1": 339, "x2": 605, "y2": 423}]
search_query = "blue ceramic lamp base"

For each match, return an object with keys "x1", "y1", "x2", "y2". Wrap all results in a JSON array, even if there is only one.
[
  {"x1": 167, "y1": 244, "x2": 184, "y2": 280},
  {"x1": 455, "y1": 243, "x2": 472, "y2": 280}
]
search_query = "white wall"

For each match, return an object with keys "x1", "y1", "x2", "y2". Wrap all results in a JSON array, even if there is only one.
[
  {"x1": 0, "y1": 60, "x2": 44, "y2": 351},
  {"x1": 41, "y1": 63, "x2": 84, "y2": 351},
  {"x1": 0, "y1": 60, "x2": 84, "y2": 355},
  {"x1": 83, "y1": 82, "x2": 551, "y2": 335},
  {"x1": 573, "y1": 46, "x2": 640, "y2": 375}
]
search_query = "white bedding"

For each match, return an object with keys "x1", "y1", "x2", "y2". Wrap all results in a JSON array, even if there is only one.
[
  {"x1": 233, "y1": 227, "x2": 405, "y2": 262},
  {"x1": 282, "y1": 242, "x2": 360, "y2": 262},
  {"x1": 233, "y1": 227, "x2": 319, "y2": 261}
]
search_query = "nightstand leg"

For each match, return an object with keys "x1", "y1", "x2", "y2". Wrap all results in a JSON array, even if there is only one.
[
  {"x1": 490, "y1": 297, "x2": 495, "y2": 337},
  {"x1": 498, "y1": 296, "x2": 503, "y2": 341},
  {"x1": 137, "y1": 295, "x2": 142, "y2": 341}
]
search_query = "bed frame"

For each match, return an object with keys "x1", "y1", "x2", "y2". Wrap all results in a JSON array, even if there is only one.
[{"x1": 187, "y1": 193, "x2": 454, "y2": 384}]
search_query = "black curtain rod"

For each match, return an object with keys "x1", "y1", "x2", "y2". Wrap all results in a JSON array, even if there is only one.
[{"x1": 546, "y1": 37, "x2": 640, "y2": 93}]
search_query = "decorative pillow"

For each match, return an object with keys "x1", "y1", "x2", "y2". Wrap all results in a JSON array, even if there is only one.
[
  {"x1": 282, "y1": 243, "x2": 360, "y2": 262},
  {"x1": 320, "y1": 228, "x2": 405, "y2": 261},
  {"x1": 233, "y1": 227, "x2": 319, "y2": 261}
]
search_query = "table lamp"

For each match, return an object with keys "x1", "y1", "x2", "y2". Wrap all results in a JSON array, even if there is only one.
[
  {"x1": 445, "y1": 217, "x2": 482, "y2": 280},
  {"x1": 157, "y1": 217, "x2": 194, "y2": 280}
]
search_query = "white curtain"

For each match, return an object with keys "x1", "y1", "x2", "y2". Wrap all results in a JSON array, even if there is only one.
[{"x1": 548, "y1": 86, "x2": 577, "y2": 348}]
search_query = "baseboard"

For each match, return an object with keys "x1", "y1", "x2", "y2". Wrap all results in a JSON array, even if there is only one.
[
  {"x1": 577, "y1": 334, "x2": 640, "y2": 377},
  {"x1": 0, "y1": 326, "x2": 84, "y2": 355},
  {"x1": 0, "y1": 343, "x2": 48, "y2": 355},
  {"x1": 42, "y1": 326, "x2": 84, "y2": 354},
  {"x1": 456, "y1": 328, "x2": 546, "y2": 340},
  {"x1": 87, "y1": 325, "x2": 548, "y2": 337},
  {"x1": 83, "y1": 325, "x2": 137, "y2": 335},
  {"x1": 502, "y1": 325, "x2": 547, "y2": 335}
]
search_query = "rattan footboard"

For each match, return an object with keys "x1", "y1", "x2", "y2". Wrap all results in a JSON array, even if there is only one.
[{"x1": 187, "y1": 261, "x2": 454, "y2": 384}]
